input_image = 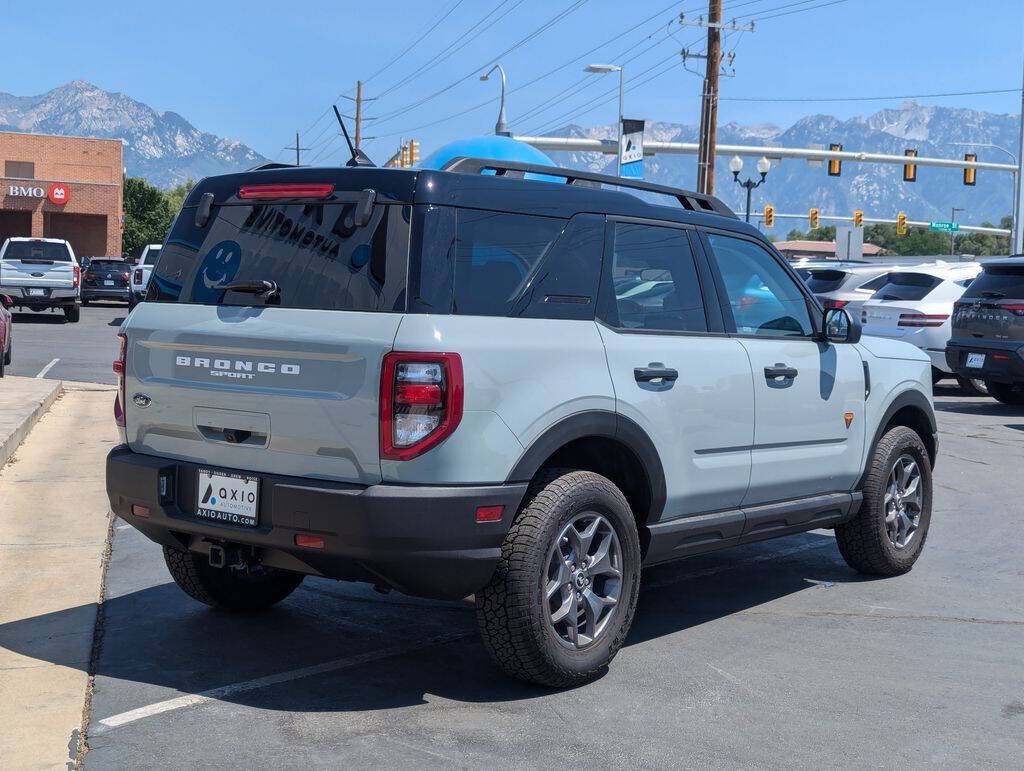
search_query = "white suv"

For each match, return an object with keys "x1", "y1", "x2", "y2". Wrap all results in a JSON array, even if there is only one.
[
  {"x1": 105, "y1": 159, "x2": 938, "y2": 687},
  {"x1": 860, "y1": 262, "x2": 981, "y2": 386}
]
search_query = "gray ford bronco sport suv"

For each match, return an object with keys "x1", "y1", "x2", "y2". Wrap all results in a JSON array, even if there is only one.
[{"x1": 106, "y1": 158, "x2": 938, "y2": 687}]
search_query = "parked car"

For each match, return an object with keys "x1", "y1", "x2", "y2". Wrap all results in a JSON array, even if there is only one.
[
  {"x1": 803, "y1": 263, "x2": 892, "y2": 315},
  {"x1": 0, "y1": 295, "x2": 12, "y2": 377},
  {"x1": 0, "y1": 237, "x2": 81, "y2": 322},
  {"x1": 946, "y1": 257, "x2": 1024, "y2": 404},
  {"x1": 82, "y1": 259, "x2": 132, "y2": 305},
  {"x1": 860, "y1": 262, "x2": 982, "y2": 389},
  {"x1": 106, "y1": 159, "x2": 938, "y2": 687},
  {"x1": 129, "y1": 244, "x2": 162, "y2": 310}
]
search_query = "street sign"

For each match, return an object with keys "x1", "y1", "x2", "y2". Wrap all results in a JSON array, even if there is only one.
[
  {"x1": 836, "y1": 226, "x2": 864, "y2": 260},
  {"x1": 929, "y1": 221, "x2": 960, "y2": 233},
  {"x1": 620, "y1": 118, "x2": 644, "y2": 178}
]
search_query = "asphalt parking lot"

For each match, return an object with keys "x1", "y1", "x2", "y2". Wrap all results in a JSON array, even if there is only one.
[
  {"x1": 6, "y1": 301, "x2": 123, "y2": 384},
  {"x1": 1, "y1": 386, "x2": 1018, "y2": 766}
]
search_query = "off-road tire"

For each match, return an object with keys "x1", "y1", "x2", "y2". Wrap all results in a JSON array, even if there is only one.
[
  {"x1": 956, "y1": 375, "x2": 987, "y2": 396},
  {"x1": 835, "y1": 426, "x2": 932, "y2": 576},
  {"x1": 163, "y1": 546, "x2": 304, "y2": 611},
  {"x1": 986, "y1": 380, "x2": 1024, "y2": 405},
  {"x1": 64, "y1": 305, "x2": 80, "y2": 323},
  {"x1": 475, "y1": 469, "x2": 642, "y2": 687}
]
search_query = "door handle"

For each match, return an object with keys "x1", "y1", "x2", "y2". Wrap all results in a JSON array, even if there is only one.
[
  {"x1": 635, "y1": 366, "x2": 679, "y2": 382},
  {"x1": 764, "y1": 363, "x2": 798, "y2": 380}
]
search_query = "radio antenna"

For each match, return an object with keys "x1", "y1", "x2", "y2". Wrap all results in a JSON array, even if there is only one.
[{"x1": 333, "y1": 105, "x2": 374, "y2": 167}]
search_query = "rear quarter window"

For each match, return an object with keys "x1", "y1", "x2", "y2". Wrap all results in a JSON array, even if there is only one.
[
  {"x1": 805, "y1": 269, "x2": 848, "y2": 293},
  {"x1": 871, "y1": 272, "x2": 942, "y2": 302},
  {"x1": 148, "y1": 201, "x2": 410, "y2": 312}
]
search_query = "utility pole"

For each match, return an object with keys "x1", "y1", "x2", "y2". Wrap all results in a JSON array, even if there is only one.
[
  {"x1": 283, "y1": 131, "x2": 310, "y2": 165},
  {"x1": 696, "y1": 0, "x2": 721, "y2": 195},
  {"x1": 951, "y1": 206, "x2": 966, "y2": 259},
  {"x1": 341, "y1": 81, "x2": 377, "y2": 150}
]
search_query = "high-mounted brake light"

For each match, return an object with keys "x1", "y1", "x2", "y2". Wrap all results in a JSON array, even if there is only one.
[
  {"x1": 113, "y1": 333, "x2": 127, "y2": 428},
  {"x1": 898, "y1": 313, "x2": 948, "y2": 328},
  {"x1": 237, "y1": 183, "x2": 335, "y2": 200},
  {"x1": 380, "y1": 352, "x2": 463, "y2": 461}
]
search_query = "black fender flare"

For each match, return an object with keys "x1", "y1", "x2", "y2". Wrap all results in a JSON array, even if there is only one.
[
  {"x1": 859, "y1": 389, "x2": 938, "y2": 488},
  {"x1": 505, "y1": 410, "x2": 667, "y2": 522}
]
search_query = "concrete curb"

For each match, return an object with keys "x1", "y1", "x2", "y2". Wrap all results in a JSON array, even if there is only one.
[{"x1": 0, "y1": 379, "x2": 63, "y2": 468}]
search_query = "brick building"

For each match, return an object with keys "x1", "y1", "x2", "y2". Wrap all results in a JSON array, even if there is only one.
[{"x1": 0, "y1": 131, "x2": 123, "y2": 257}]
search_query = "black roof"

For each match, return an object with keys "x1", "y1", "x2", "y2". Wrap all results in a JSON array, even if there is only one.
[
  {"x1": 980, "y1": 257, "x2": 1024, "y2": 269},
  {"x1": 182, "y1": 160, "x2": 762, "y2": 239}
]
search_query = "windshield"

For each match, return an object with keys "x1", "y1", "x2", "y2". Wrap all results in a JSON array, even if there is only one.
[
  {"x1": 149, "y1": 201, "x2": 410, "y2": 311},
  {"x1": 2, "y1": 241, "x2": 72, "y2": 262},
  {"x1": 871, "y1": 272, "x2": 943, "y2": 302},
  {"x1": 961, "y1": 266, "x2": 1024, "y2": 299}
]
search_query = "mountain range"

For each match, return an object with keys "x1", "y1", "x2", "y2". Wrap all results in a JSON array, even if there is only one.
[
  {"x1": 543, "y1": 103, "x2": 1021, "y2": 229},
  {"x1": 1, "y1": 81, "x2": 1018, "y2": 228},
  {"x1": 0, "y1": 81, "x2": 268, "y2": 188}
]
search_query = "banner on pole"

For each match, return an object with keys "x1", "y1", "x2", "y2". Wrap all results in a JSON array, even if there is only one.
[{"x1": 620, "y1": 118, "x2": 645, "y2": 178}]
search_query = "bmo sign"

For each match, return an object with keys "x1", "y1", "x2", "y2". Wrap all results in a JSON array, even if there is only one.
[{"x1": 5, "y1": 182, "x2": 70, "y2": 205}]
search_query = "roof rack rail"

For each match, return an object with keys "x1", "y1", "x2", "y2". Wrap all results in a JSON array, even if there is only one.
[
  {"x1": 248, "y1": 162, "x2": 298, "y2": 171},
  {"x1": 440, "y1": 156, "x2": 736, "y2": 218}
]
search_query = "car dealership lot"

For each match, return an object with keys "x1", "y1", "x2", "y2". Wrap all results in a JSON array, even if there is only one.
[
  {"x1": 0, "y1": 385, "x2": 1017, "y2": 767},
  {"x1": 6, "y1": 301, "x2": 122, "y2": 384}
]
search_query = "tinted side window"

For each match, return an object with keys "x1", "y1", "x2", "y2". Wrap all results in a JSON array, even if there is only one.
[
  {"x1": 707, "y1": 233, "x2": 813, "y2": 337},
  {"x1": 453, "y1": 210, "x2": 565, "y2": 316},
  {"x1": 857, "y1": 274, "x2": 888, "y2": 292},
  {"x1": 870, "y1": 273, "x2": 942, "y2": 302},
  {"x1": 610, "y1": 223, "x2": 706, "y2": 332},
  {"x1": 805, "y1": 269, "x2": 848, "y2": 293}
]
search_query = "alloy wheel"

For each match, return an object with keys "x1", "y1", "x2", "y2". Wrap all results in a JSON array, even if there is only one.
[{"x1": 884, "y1": 454, "x2": 922, "y2": 549}]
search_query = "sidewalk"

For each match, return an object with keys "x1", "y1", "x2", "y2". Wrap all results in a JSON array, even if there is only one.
[
  {"x1": 0, "y1": 376, "x2": 62, "y2": 468},
  {"x1": 0, "y1": 383, "x2": 117, "y2": 768}
]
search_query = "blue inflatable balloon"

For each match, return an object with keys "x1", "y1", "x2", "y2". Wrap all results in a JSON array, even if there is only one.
[{"x1": 419, "y1": 135, "x2": 559, "y2": 181}]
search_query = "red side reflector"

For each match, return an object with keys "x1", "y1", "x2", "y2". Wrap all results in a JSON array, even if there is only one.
[
  {"x1": 395, "y1": 383, "x2": 443, "y2": 406},
  {"x1": 475, "y1": 505, "x2": 504, "y2": 523},
  {"x1": 238, "y1": 183, "x2": 334, "y2": 200},
  {"x1": 993, "y1": 354, "x2": 1010, "y2": 360},
  {"x1": 823, "y1": 299, "x2": 848, "y2": 310},
  {"x1": 295, "y1": 534, "x2": 325, "y2": 549},
  {"x1": 131, "y1": 504, "x2": 150, "y2": 518}
]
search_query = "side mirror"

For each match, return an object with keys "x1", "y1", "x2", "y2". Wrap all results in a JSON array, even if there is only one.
[{"x1": 824, "y1": 307, "x2": 861, "y2": 344}]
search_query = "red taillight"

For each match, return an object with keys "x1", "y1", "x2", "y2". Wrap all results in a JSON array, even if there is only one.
[
  {"x1": 237, "y1": 183, "x2": 334, "y2": 200},
  {"x1": 823, "y1": 299, "x2": 848, "y2": 310},
  {"x1": 295, "y1": 534, "x2": 325, "y2": 549},
  {"x1": 1003, "y1": 303, "x2": 1024, "y2": 316},
  {"x1": 993, "y1": 354, "x2": 1011, "y2": 361},
  {"x1": 898, "y1": 313, "x2": 949, "y2": 328},
  {"x1": 380, "y1": 352, "x2": 463, "y2": 461},
  {"x1": 113, "y1": 333, "x2": 126, "y2": 428},
  {"x1": 121, "y1": 271, "x2": 130, "y2": 282},
  {"x1": 133, "y1": 268, "x2": 143, "y2": 285},
  {"x1": 73, "y1": 264, "x2": 80, "y2": 289}
]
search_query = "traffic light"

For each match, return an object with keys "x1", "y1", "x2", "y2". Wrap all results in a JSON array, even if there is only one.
[
  {"x1": 764, "y1": 204, "x2": 775, "y2": 228},
  {"x1": 853, "y1": 210, "x2": 864, "y2": 228},
  {"x1": 903, "y1": 149, "x2": 918, "y2": 182},
  {"x1": 897, "y1": 212, "x2": 907, "y2": 235},
  {"x1": 408, "y1": 139, "x2": 420, "y2": 166},
  {"x1": 827, "y1": 143, "x2": 842, "y2": 176},
  {"x1": 809, "y1": 207, "x2": 819, "y2": 230},
  {"x1": 964, "y1": 153, "x2": 977, "y2": 186},
  {"x1": 400, "y1": 143, "x2": 410, "y2": 168}
]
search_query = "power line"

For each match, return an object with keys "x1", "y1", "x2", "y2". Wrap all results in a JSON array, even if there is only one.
[
  {"x1": 362, "y1": 0, "x2": 467, "y2": 86},
  {"x1": 750, "y1": 0, "x2": 850, "y2": 20},
  {"x1": 721, "y1": 87, "x2": 1022, "y2": 102}
]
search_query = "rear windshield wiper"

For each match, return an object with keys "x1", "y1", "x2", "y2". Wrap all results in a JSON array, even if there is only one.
[
  {"x1": 981, "y1": 290, "x2": 1005, "y2": 298},
  {"x1": 222, "y1": 279, "x2": 280, "y2": 304}
]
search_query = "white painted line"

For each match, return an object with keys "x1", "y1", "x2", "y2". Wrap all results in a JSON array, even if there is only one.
[
  {"x1": 95, "y1": 632, "x2": 468, "y2": 732},
  {"x1": 35, "y1": 358, "x2": 59, "y2": 378}
]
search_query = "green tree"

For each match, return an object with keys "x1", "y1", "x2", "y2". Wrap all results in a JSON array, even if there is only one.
[
  {"x1": 122, "y1": 177, "x2": 173, "y2": 259},
  {"x1": 785, "y1": 226, "x2": 835, "y2": 242},
  {"x1": 166, "y1": 179, "x2": 196, "y2": 214}
]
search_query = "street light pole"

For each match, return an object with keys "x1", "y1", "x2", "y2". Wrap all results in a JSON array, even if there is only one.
[
  {"x1": 585, "y1": 64, "x2": 624, "y2": 177},
  {"x1": 730, "y1": 155, "x2": 771, "y2": 223},
  {"x1": 951, "y1": 206, "x2": 966, "y2": 258},
  {"x1": 480, "y1": 65, "x2": 509, "y2": 136}
]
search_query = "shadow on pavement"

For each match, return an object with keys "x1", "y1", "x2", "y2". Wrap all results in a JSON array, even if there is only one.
[
  {"x1": 934, "y1": 400, "x2": 1024, "y2": 418},
  {"x1": 0, "y1": 532, "x2": 862, "y2": 714},
  {"x1": 10, "y1": 311, "x2": 67, "y2": 325}
]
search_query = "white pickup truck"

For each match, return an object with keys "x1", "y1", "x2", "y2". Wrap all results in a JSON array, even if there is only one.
[
  {"x1": 129, "y1": 244, "x2": 162, "y2": 310},
  {"x1": 0, "y1": 237, "x2": 81, "y2": 322}
]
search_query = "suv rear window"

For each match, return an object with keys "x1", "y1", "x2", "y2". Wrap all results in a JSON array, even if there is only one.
[
  {"x1": 871, "y1": 272, "x2": 943, "y2": 302},
  {"x1": 805, "y1": 269, "x2": 848, "y2": 293},
  {"x1": 2, "y1": 241, "x2": 72, "y2": 262},
  {"x1": 143, "y1": 247, "x2": 162, "y2": 265},
  {"x1": 89, "y1": 260, "x2": 127, "y2": 271},
  {"x1": 148, "y1": 201, "x2": 410, "y2": 311},
  {"x1": 961, "y1": 265, "x2": 1024, "y2": 299}
]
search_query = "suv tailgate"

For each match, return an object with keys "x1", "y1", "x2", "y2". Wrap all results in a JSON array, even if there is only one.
[{"x1": 125, "y1": 304, "x2": 400, "y2": 484}]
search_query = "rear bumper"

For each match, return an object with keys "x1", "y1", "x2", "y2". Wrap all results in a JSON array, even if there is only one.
[
  {"x1": 0, "y1": 285, "x2": 78, "y2": 306},
  {"x1": 106, "y1": 445, "x2": 527, "y2": 600},
  {"x1": 946, "y1": 340, "x2": 1024, "y2": 384},
  {"x1": 83, "y1": 287, "x2": 130, "y2": 301}
]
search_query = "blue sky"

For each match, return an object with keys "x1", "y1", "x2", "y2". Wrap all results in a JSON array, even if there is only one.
[{"x1": 6, "y1": 0, "x2": 1024, "y2": 164}]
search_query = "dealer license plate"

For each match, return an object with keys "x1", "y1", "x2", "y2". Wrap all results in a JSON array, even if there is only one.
[
  {"x1": 966, "y1": 352, "x2": 985, "y2": 369},
  {"x1": 29, "y1": 288, "x2": 44, "y2": 296},
  {"x1": 195, "y1": 469, "x2": 259, "y2": 527}
]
